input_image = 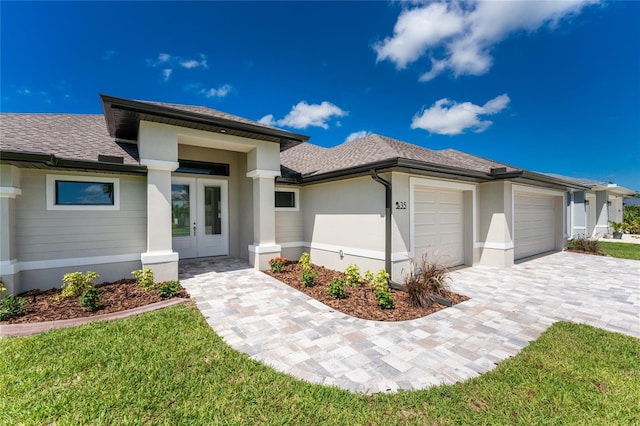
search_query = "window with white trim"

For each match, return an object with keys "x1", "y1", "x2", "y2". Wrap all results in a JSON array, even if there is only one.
[
  {"x1": 46, "y1": 174, "x2": 120, "y2": 211},
  {"x1": 275, "y1": 187, "x2": 299, "y2": 211}
]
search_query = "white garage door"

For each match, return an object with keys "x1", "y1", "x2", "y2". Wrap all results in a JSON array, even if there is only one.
[
  {"x1": 514, "y1": 193, "x2": 556, "y2": 260},
  {"x1": 413, "y1": 186, "x2": 464, "y2": 266}
]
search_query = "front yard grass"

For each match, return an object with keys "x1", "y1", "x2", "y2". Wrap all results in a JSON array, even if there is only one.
[
  {"x1": 599, "y1": 241, "x2": 640, "y2": 260},
  {"x1": 2, "y1": 303, "x2": 638, "y2": 425}
]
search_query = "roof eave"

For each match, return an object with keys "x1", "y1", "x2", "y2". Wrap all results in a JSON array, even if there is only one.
[
  {"x1": 0, "y1": 149, "x2": 147, "y2": 174},
  {"x1": 100, "y1": 94, "x2": 309, "y2": 150},
  {"x1": 518, "y1": 171, "x2": 590, "y2": 190}
]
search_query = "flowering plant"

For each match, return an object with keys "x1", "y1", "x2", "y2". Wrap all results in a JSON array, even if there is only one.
[{"x1": 268, "y1": 257, "x2": 288, "y2": 273}]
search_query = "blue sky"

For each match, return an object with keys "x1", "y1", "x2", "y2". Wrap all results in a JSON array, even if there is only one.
[{"x1": 2, "y1": 1, "x2": 639, "y2": 191}]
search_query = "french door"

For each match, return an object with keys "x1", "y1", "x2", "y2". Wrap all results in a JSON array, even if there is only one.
[{"x1": 171, "y1": 177, "x2": 228, "y2": 258}]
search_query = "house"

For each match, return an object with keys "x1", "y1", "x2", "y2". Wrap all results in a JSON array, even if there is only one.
[
  {"x1": 544, "y1": 174, "x2": 635, "y2": 239},
  {"x1": 1, "y1": 94, "x2": 590, "y2": 295}
]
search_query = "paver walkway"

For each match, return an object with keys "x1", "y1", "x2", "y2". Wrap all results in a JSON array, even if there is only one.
[{"x1": 179, "y1": 252, "x2": 640, "y2": 394}]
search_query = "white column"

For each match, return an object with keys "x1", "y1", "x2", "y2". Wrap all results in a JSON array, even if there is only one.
[
  {"x1": 0, "y1": 165, "x2": 21, "y2": 295},
  {"x1": 140, "y1": 160, "x2": 180, "y2": 281},
  {"x1": 477, "y1": 181, "x2": 514, "y2": 267},
  {"x1": 246, "y1": 169, "x2": 281, "y2": 270}
]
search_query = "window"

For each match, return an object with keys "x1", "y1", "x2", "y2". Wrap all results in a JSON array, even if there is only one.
[
  {"x1": 46, "y1": 174, "x2": 120, "y2": 211},
  {"x1": 176, "y1": 160, "x2": 229, "y2": 176},
  {"x1": 275, "y1": 188, "x2": 299, "y2": 211}
]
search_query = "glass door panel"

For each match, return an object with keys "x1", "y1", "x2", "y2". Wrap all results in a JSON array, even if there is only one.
[
  {"x1": 204, "y1": 186, "x2": 222, "y2": 235},
  {"x1": 171, "y1": 184, "x2": 191, "y2": 237}
]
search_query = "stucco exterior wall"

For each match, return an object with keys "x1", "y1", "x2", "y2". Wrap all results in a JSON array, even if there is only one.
[{"x1": 301, "y1": 175, "x2": 386, "y2": 273}]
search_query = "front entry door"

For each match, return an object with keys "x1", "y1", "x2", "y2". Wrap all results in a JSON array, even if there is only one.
[{"x1": 171, "y1": 177, "x2": 229, "y2": 259}]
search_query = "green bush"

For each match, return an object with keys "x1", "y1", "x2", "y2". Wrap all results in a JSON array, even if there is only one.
[
  {"x1": 298, "y1": 252, "x2": 313, "y2": 273},
  {"x1": 132, "y1": 268, "x2": 155, "y2": 291},
  {"x1": 60, "y1": 271, "x2": 99, "y2": 299},
  {"x1": 567, "y1": 235, "x2": 600, "y2": 253},
  {"x1": 158, "y1": 281, "x2": 182, "y2": 298},
  {"x1": 79, "y1": 288, "x2": 101, "y2": 312},
  {"x1": 301, "y1": 270, "x2": 317, "y2": 287},
  {"x1": 403, "y1": 254, "x2": 451, "y2": 308},
  {"x1": 343, "y1": 264, "x2": 362, "y2": 287},
  {"x1": 326, "y1": 278, "x2": 346, "y2": 299},
  {"x1": 0, "y1": 295, "x2": 27, "y2": 321},
  {"x1": 0, "y1": 281, "x2": 6, "y2": 294},
  {"x1": 365, "y1": 269, "x2": 394, "y2": 309}
]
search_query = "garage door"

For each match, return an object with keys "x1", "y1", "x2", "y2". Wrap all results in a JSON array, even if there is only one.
[
  {"x1": 514, "y1": 193, "x2": 556, "y2": 260},
  {"x1": 413, "y1": 186, "x2": 464, "y2": 266}
]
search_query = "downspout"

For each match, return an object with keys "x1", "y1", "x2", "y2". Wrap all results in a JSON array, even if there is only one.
[{"x1": 370, "y1": 169, "x2": 393, "y2": 283}]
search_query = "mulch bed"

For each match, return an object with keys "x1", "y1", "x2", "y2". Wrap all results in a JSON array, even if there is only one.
[
  {"x1": 264, "y1": 263, "x2": 469, "y2": 321},
  {"x1": 2, "y1": 279, "x2": 189, "y2": 324}
]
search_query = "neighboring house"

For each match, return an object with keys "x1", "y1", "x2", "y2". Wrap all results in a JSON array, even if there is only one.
[
  {"x1": 1, "y1": 94, "x2": 590, "y2": 295},
  {"x1": 544, "y1": 174, "x2": 635, "y2": 239}
]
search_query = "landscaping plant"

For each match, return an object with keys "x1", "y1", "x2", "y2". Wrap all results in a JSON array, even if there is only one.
[
  {"x1": 157, "y1": 281, "x2": 182, "y2": 298},
  {"x1": 344, "y1": 264, "x2": 362, "y2": 287},
  {"x1": 132, "y1": 268, "x2": 155, "y2": 291},
  {"x1": 0, "y1": 294, "x2": 27, "y2": 321},
  {"x1": 326, "y1": 278, "x2": 346, "y2": 299},
  {"x1": 79, "y1": 288, "x2": 101, "y2": 312},
  {"x1": 298, "y1": 252, "x2": 317, "y2": 287},
  {"x1": 566, "y1": 235, "x2": 600, "y2": 253},
  {"x1": 301, "y1": 270, "x2": 317, "y2": 287},
  {"x1": 268, "y1": 257, "x2": 287, "y2": 273},
  {"x1": 298, "y1": 252, "x2": 313, "y2": 272},
  {"x1": 60, "y1": 271, "x2": 99, "y2": 299},
  {"x1": 404, "y1": 254, "x2": 451, "y2": 309},
  {"x1": 365, "y1": 269, "x2": 394, "y2": 309}
]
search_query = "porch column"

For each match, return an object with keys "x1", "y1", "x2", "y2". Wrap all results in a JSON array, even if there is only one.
[
  {"x1": 0, "y1": 165, "x2": 21, "y2": 295},
  {"x1": 594, "y1": 191, "x2": 609, "y2": 237},
  {"x1": 140, "y1": 160, "x2": 180, "y2": 281},
  {"x1": 477, "y1": 181, "x2": 514, "y2": 267},
  {"x1": 247, "y1": 169, "x2": 281, "y2": 270}
]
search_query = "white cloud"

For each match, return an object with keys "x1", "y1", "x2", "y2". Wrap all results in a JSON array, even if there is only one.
[
  {"x1": 260, "y1": 101, "x2": 347, "y2": 130},
  {"x1": 345, "y1": 130, "x2": 371, "y2": 142},
  {"x1": 147, "y1": 52, "x2": 208, "y2": 80},
  {"x1": 375, "y1": 0, "x2": 598, "y2": 81},
  {"x1": 411, "y1": 93, "x2": 510, "y2": 135},
  {"x1": 200, "y1": 84, "x2": 232, "y2": 98}
]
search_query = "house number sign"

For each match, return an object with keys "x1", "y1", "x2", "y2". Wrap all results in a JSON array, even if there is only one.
[{"x1": 395, "y1": 201, "x2": 407, "y2": 210}]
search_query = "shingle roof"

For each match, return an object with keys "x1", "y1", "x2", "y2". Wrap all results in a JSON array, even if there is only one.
[
  {"x1": 0, "y1": 114, "x2": 139, "y2": 165},
  {"x1": 281, "y1": 134, "x2": 517, "y2": 177},
  {"x1": 542, "y1": 173, "x2": 605, "y2": 187}
]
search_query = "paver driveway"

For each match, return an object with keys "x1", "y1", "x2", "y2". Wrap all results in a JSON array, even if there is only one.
[{"x1": 179, "y1": 252, "x2": 639, "y2": 394}]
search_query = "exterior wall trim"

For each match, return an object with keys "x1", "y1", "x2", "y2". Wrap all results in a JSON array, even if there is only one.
[
  {"x1": 141, "y1": 251, "x2": 179, "y2": 264},
  {"x1": 0, "y1": 187, "x2": 22, "y2": 198},
  {"x1": 0, "y1": 259, "x2": 20, "y2": 275},
  {"x1": 278, "y1": 241, "x2": 408, "y2": 262},
  {"x1": 474, "y1": 241, "x2": 515, "y2": 250},
  {"x1": 248, "y1": 244, "x2": 282, "y2": 254},
  {"x1": 246, "y1": 169, "x2": 280, "y2": 179},
  {"x1": 9, "y1": 253, "x2": 141, "y2": 273},
  {"x1": 140, "y1": 159, "x2": 180, "y2": 171}
]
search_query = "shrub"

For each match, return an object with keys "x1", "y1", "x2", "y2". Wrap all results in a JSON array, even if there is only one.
[
  {"x1": 326, "y1": 278, "x2": 346, "y2": 299},
  {"x1": 365, "y1": 269, "x2": 394, "y2": 309},
  {"x1": 567, "y1": 235, "x2": 600, "y2": 253},
  {"x1": 344, "y1": 264, "x2": 362, "y2": 287},
  {"x1": 302, "y1": 270, "x2": 317, "y2": 287},
  {"x1": 158, "y1": 280, "x2": 182, "y2": 298},
  {"x1": 60, "y1": 271, "x2": 99, "y2": 299},
  {"x1": 404, "y1": 254, "x2": 451, "y2": 308},
  {"x1": 268, "y1": 257, "x2": 287, "y2": 273},
  {"x1": 79, "y1": 288, "x2": 101, "y2": 312},
  {"x1": 132, "y1": 268, "x2": 155, "y2": 291},
  {"x1": 298, "y1": 252, "x2": 313, "y2": 273},
  {"x1": 0, "y1": 295, "x2": 27, "y2": 321},
  {"x1": 0, "y1": 281, "x2": 6, "y2": 294}
]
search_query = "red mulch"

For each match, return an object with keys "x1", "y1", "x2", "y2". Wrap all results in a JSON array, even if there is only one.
[
  {"x1": 264, "y1": 263, "x2": 469, "y2": 321},
  {"x1": 2, "y1": 279, "x2": 189, "y2": 324}
]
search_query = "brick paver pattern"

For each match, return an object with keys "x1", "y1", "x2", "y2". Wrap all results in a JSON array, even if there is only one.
[{"x1": 179, "y1": 252, "x2": 640, "y2": 394}]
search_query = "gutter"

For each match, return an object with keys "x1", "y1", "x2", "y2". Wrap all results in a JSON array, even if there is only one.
[
  {"x1": 0, "y1": 150, "x2": 147, "y2": 174},
  {"x1": 370, "y1": 169, "x2": 404, "y2": 290}
]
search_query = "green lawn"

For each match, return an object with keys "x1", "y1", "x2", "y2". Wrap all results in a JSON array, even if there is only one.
[
  {"x1": 599, "y1": 241, "x2": 640, "y2": 260},
  {"x1": 2, "y1": 304, "x2": 639, "y2": 425}
]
